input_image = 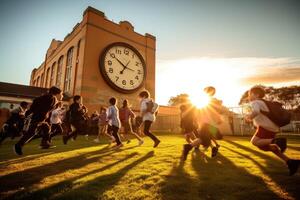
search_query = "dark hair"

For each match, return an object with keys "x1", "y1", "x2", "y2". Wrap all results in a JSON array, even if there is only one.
[
  {"x1": 249, "y1": 86, "x2": 265, "y2": 98},
  {"x1": 49, "y1": 86, "x2": 62, "y2": 95},
  {"x1": 138, "y1": 90, "x2": 150, "y2": 98},
  {"x1": 179, "y1": 104, "x2": 187, "y2": 112},
  {"x1": 204, "y1": 86, "x2": 216, "y2": 96},
  {"x1": 73, "y1": 95, "x2": 81, "y2": 102},
  {"x1": 109, "y1": 97, "x2": 117, "y2": 105},
  {"x1": 20, "y1": 101, "x2": 28, "y2": 108},
  {"x1": 122, "y1": 99, "x2": 128, "y2": 108}
]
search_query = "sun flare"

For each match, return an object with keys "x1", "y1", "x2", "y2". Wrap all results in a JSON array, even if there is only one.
[{"x1": 189, "y1": 92, "x2": 211, "y2": 108}]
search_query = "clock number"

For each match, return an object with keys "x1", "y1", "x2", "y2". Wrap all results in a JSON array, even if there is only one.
[
  {"x1": 110, "y1": 53, "x2": 115, "y2": 58},
  {"x1": 116, "y1": 49, "x2": 121, "y2": 54},
  {"x1": 132, "y1": 54, "x2": 135, "y2": 59},
  {"x1": 135, "y1": 76, "x2": 139, "y2": 80},
  {"x1": 108, "y1": 60, "x2": 112, "y2": 65},
  {"x1": 122, "y1": 80, "x2": 126, "y2": 85},
  {"x1": 130, "y1": 80, "x2": 134, "y2": 85},
  {"x1": 124, "y1": 49, "x2": 129, "y2": 55},
  {"x1": 109, "y1": 68, "x2": 113, "y2": 73},
  {"x1": 137, "y1": 70, "x2": 142, "y2": 75},
  {"x1": 136, "y1": 62, "x2": 140, "y2": 66},
  {"x1": 115, "y1": 76, "x2": 119, "y2": 82}
]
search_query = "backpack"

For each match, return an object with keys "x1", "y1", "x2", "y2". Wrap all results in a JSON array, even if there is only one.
[
  {"x1": 261, "y1": 100, "x2": 291, "y2": 127},
  {"x1": 146, "y1": 100, "x2": 159, "y2": 115}
]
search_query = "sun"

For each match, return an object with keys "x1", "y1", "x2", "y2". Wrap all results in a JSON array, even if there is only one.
[{"x1": 189, "y1": 92, "x2": 211, "y2": 108}]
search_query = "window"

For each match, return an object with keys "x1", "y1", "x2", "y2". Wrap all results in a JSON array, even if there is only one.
[
  {"x1": 37, "y1": 76, "x2": 40, "y2": 87},
  {"x1": 50, "y1": 62, "x2": 56, "y2": 86},
  {"x1": 64, "y1": 47, "x2": 74, "y2": 92},
  {"x1": 45, "y1": 68, "x2": 50, "y2": 88},
  {"x1": 41, "y1": 73, "x2": 44, "y2": 87},
  {"x1": 56, "y1": 56, "x2": 63, "y2": 88}
]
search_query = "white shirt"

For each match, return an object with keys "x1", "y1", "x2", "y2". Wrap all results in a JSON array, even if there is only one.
[
  {"x1": 250, "y1": 99, "x2": 279, "y2": 132},
  {"x1": 140, "y1": 98, "x2": 158, "y2": 122},
  {"x1": 107, "y1": 105, "x2": 121, "y2": 128},
  {"x1": 50, "y1": 108, "x2": 63, "y2": 124}
]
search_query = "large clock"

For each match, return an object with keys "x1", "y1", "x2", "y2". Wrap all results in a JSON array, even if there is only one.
[{"x1": 99, "y1": 42, "x2": 146, "y2": 93}]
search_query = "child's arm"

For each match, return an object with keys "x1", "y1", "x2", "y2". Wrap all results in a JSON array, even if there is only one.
[{"x1": 245, "y1": 102, "x2": 260, "y2": 121}]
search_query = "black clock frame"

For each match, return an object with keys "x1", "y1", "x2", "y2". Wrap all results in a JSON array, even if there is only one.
[{"x1": 99, "y1": 42, "x2": 147, "y2": 94}]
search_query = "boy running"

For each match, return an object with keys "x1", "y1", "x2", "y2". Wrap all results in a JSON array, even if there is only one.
[
  {"x1": 246, "y1": 86, "x2": 300, "y2": 176},
  {"x1": 0, "y1": 101, "x2": 28, "y2": 144},
  {"x1": 139, "y1": 90, "x2": 160, "y2": 148},
  {"x1": 49, "y1": 102, "x2": 64, "y2": 143},
  {"x1": 107, "y1": 97, "x2": 123, "y2": 148},
  {"x1": 14, "y1": 87, "x2": 62, "y2": 155}
]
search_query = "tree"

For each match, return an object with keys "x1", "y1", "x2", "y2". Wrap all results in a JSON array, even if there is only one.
[
  {"x1": 239, "y1": 85, "x2": 300, "y2": 110},
  {"x1": 168, "y1": 93, "x2": 190, "y2": 106}
]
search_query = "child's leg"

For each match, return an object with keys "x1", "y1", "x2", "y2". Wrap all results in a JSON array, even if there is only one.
[
  {"x1": 251, "y1": 136, "x2": 289, "y2": 162},
  {"x1": 251, "y1": 136, "x2": 273, "y2": 147},
  {"x1": 185, "y1": 132, "x2": 196, "y2": 144},
  {"x1": 111, "y1": 126, "x2": 122, "y2": 145}
]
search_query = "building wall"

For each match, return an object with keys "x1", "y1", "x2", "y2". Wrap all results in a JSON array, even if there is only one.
[
  {"x1": 80, "y1": 7, "x2": 156, "y2": 112},
  {"x1": 30, "y1": 17, "x2": 87, "y2": 97},
  {"x1": 30, "y1": 7, "x2": 156, "y2": 114}
]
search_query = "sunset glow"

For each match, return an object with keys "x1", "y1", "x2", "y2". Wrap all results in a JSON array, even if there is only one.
[{"x1": 156, "y1": 57, "x2": 300, "y2": 107}]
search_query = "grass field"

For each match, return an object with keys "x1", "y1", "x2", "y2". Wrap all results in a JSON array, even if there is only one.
[{"x1": 0, "y1": 134, "x2": 300, "y2": 200}]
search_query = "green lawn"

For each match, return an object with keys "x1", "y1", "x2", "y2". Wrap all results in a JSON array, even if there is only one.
[{"x1": 0, "y1": 134, "x2": 300, "y2": 200}]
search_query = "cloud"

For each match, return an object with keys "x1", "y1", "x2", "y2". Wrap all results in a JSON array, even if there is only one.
[{"x1": 240, "y1": 60, "x2": 300, "y2": 85}]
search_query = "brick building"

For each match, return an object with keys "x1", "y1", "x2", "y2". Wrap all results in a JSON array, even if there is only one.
[{"x1": 30, "y1": 7, "x2": 156, "y2": 112}]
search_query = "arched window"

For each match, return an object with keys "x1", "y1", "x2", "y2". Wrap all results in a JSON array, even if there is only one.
[
  {"x1": 37, "y1": 76, "x2": 40, "y2": 87},
  {"x1": 56, "y1": 56, "x2": 63, "y2": 88},
  {"x1": 64, "y1": 47, "x2": 74, "y2": 92},
  {"x1": 45, "y1": 68, "x2": 50, "y2": 88},
  {"x1": 41, "y1": 73, "x2": 44, "y2": 87},
  {"x1": 50, "y1": 62, "x2": 56, "y2": 86}
]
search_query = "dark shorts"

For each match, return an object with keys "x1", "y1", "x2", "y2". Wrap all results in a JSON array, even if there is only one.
[{"x1": 255, "y1": 126, "x2": 276, "y2": 139}]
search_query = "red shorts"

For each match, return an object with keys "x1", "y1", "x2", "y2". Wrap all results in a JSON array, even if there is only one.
[{"x1": 254, "y1": 126, "x2": 276, "y2": 139}]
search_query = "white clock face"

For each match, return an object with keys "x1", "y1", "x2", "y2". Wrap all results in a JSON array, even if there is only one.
[{"x1": 100, "y1": 43, "x2": 146, "y2": 93}]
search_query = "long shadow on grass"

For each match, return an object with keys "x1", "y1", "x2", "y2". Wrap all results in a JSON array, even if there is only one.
[
  {"x1": 0, "y1": 136, "x2": 109, "y2": 163},
  {"x1": 160, "y1": 158, "x2": 200, "y2": 200},
  {"x1": 5, "y1": 152, "x2": 140, "y2": 200},
  {"x1": 0, "y1": 145, "x2": 139, "y2": 199},
  {"x1": 49, "y1": 151, "x2": 155, "y2": 200},
  {"x1": 223, "y1": 140, "x2": 300, "y2": 199},
  {"x1": 190, "y1": 150, "x2": 280, "y2": 200},
  {"x1": 287, "y1": 145, "x2": 300, "y2": 151}
]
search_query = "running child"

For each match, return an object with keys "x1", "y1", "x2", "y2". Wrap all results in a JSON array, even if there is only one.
[
  {"x1": 0, "y1": 101, "x2": 28, "y2": 144},
  {"x1": 93, "y1": 106, "x2": 115, "y2": 143},
  {"x1": 119, "y1": 99, "x2": 144, "y2": 145},
  {"x1": 49, "y1": 102, "x2": 64, "y2": 143},
  {"x1": 246, "y1": 86, "x2": 300, "y2": 176},
  {"x1": 14, "y1": 87, "x2": 62, "y2": 155},
  {"x1": 107, "y1": 97, "x2": 123, "y2": 148},
  {"x1": 139, "y1": 90, "x2": 160, "y2": 148}
]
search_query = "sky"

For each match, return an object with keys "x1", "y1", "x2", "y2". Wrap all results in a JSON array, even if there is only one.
[{"x1": 0, "y1": 0, "x2": 299, "y2": 107}]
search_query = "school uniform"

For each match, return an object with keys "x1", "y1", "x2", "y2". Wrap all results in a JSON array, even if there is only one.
[
  {"x1": 0, "y1": 106, "x2": 26, "y2": 143},
  {"x1": 250, "y1": 99, "x2": 279, "y2": 139},
  {"x1": 15, "y1": 94, "x2": 57, "y2": 150},
  {"x1": 64, "y1": 102, "x2": 86, "y2": 141},
  {"x1": 140, "y1": 98, "x2": 160, "y2": 144},
  {"x1": 107, "y1": 105, "x2": 122, "y2": 145},
  {"x1": 50, "y1": 107, "x2": 63, "y2": 140}
]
